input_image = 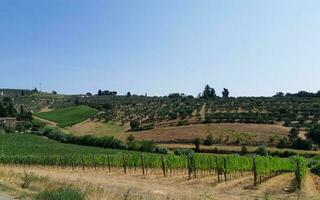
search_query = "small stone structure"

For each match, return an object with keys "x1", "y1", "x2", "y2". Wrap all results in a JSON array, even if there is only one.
[{"x1": 0, "y1": 117, "x2": 17, "y2": 128}]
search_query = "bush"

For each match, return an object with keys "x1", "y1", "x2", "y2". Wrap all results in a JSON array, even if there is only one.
[
  {"x1": 256, "y1": 145, "x2": 268, "y2": 156},
  {"x1": 20, "y1": 171, "x2": 33, "y2": 189},
  {"x1": 174, "y1": 148, "x2": 194, "y2": 156},
  {"x1": 203, "y1": 133, "x2": 214, "y2": 146},
  {"x1": 138, "y1": 140, "x2": 156, "y2": 152},
  {"x1": 241, "y1": 146, "x2": 248, "y2": 155},
  {"x1": 153, "y1": 147, "x2": 168, "y2": 154},
  {"x1": 291, "y1": 138, "x2": 313, "y2": 150},
  {"x1": 35, "y1": 187, "x2": 85, "y2": 200},
  {"x1": 311, "y1": 163, "x2": 320, "y2": 176}
]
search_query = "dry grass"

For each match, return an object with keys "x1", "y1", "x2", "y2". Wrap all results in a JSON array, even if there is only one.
[
  {"x1": 0, "y1": 165, "x2": 316, "y2": 200},
  {"x1": 66, "y1": 120, "x2": 127, "y2": 139}
]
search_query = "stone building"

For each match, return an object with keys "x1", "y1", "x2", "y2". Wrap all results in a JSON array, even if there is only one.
[{"x1": 0, "y1": 117, "x2": 17, "y2": 128}]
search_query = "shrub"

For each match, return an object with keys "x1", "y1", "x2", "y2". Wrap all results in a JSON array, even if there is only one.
[
  {"x1": 311, "y1": 163, "x2": 320, "y2": 176},
  {"x1": 241, "y1": 146, "x2": 248, "y2": 155},
  {"x1": 153, "y1": 147, "x2": 168, "y2": 154},
  {"x1": 174, "y1": 148, "x2": 194, "y2": 156},
  {"x1": 193, "y1": 138, "x2": 202, "y2": 152},
  {"x1": 256, "y1": 145, "x2": 268, "y2": 156},
  {"x1": 20, "y1": 171, "x2": 33, "y2": 189},
  {"x1": 139, "y1": 140, "x2": 156, "y2": 152},
  {"x1": 35, "y1": 187, "x2": 85, "y2": 200},
  {"x1": 203, "y1": 133, "x2": 214, "y2": 146},
  {"x1": 291, "y1": 138, "x2": 313, "y2": 150}
]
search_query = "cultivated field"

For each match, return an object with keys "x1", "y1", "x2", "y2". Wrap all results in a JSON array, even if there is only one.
[
  {"x1": 34, "y1": 105, "x2": 98, "y2": 128},
  {"x1": 134, "y1": 123, "x2": 290, "y2": 146},
  {"x1": 0, "y1": 133, "x2": 126, "y2": 156}
]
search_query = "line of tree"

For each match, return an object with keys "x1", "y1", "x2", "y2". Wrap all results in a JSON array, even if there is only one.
[
  {"x1": 274, "y1": 91, "x2": 320, "y2": 98},
  {"x1": 97, "y1": 90, "x2": 117, "y2": 96},
  {"x1": 202, "y1": 85, "x2": 230, "y2": 98}
]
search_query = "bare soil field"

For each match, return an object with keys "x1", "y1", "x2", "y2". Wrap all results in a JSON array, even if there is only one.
[
  {"x1": 134, "y1": 123, "x2": 290, "y2": 146},
  {"x1": 0, "y1": 166, "x2": 317, "y2": 200},
  {"x1": 160, "y1": 143, "x2": 320, "y2": 155}
]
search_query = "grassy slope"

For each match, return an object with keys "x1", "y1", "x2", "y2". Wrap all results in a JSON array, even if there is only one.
[
  {"x1": 0, "y1": 133, "x2": 128, "y2": 156},
  {"x1": 34, "y1": 105, "x2": 98, "y2": 128},
  {"x1": 66, "y1": 121, "x2": 127, "y2": 138}
]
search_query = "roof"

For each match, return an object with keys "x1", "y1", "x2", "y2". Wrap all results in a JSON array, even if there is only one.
[{"x1": 0, "y1": 117, "x2": 16, "y2": 120}]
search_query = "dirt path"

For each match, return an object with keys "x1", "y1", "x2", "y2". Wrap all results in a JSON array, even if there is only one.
[
  {"x1": 212, "y1": 173, "x2": 300, "y2": 200},
  {"x1": 301, "y1": 171, "x2": 320, "y2": 200}
]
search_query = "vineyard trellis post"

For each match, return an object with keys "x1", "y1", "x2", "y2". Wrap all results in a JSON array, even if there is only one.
[
  {"x1": 140, "y1": 155, "x2": 145, "y2": 176},
  {"x1": 223, "y1": 157, "x2": 227, "y2": 181},
  {"x1": 252, "y1": 157, "x2": 257, "y2": 186},
  {"x1": 107, "y1": 155, "x2": 111, "y2": 173},
  {"x1": 296, "y1": 159, "x2": 301, "y2": 190},
  {"x1": 122, "y1": 154, "x2": 127, "y2": 174},
  {"x1": 161, "y1": 156, "x2": 166, "y2": 177},
  {"x1": 216, "y1": 157, "x2": 221, "y2": 183}
]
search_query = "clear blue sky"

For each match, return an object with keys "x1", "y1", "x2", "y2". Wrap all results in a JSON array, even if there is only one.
[{"x1": 1, "y1": 0, "x2": 320, "y2": 97}]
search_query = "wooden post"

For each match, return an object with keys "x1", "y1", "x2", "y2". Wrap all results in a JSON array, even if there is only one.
[
  {"x1": 140, "y1": 155, "x2": 145, "y2": 175},
  {"x1": 253, "y1": 157, "x2": 257, "y2": 186},
  {"x1": 161, "y1": 156, "x2": 166, "y2": 177},
  {"x1": 296, "y1": 159, "x2": 301, "y2": 190},
  {"x1": 82, "y1": 157, "x2": 85, "y2": 171},
  {"x1": 122, "y1": 154, "x2": 127, "y2": 174},
  {"x1": 223, "y1": 158, "x2": 227, "y2": 181},
  {"x1": 187, "y1": 156, "x2": 192, "y2": 179},
  {"x1": 71, "y1": 157, "x2": 74, "y2": 170},
  {"x1": 107, "y1": 155, "x2": 111, "y2": 173},
  {"x1": 93, "y1": 156, "x2": 97, "y2": 171},
  {"x1": 216, "y1": 157, "x2": 220, "y2": 183}
]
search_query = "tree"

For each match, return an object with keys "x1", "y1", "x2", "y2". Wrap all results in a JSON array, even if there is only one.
[
  {"x1": 126, "y1": 134, "x2": 135, "y2": 144},
  {"x1": 274, "y1": 92, "x2": 284, "y2": 97},
  {"x1": 241, "y1": 146, "x2": 248, "y2": 155},
  {"x1": 52, "y1": 91, "x2": 57, "y2": 95},
  {"x1": 193, "y1": 138, "x2": 202, "y2": 152},
  {"x1": 288, "y1": 128, "x2": 299, "y2": 142},
  {"x1": 202, "y1": 85, "x2": 216, "y2": 98},
  {"x1": 203, "y1": 133, "x2": 214, "y2": 146},
  {"x1": 256, "y1": 145, "x2": 268, "y2": 156},
  {"x1": 98, "y1": 90, "x2": 102, "y2": 96},
  {"x1": 130, "y1": 119, "x2": 141, "y2": 131},
  {"x1": 86, "y1": 92, "x2": 92, "y2": 96},
  {"x1": 21, "y1": 90, "x2": 24, "y2": 96},
  {"x1": 277, "y1": 137, "x2": 289, "y2": 148},
  {"x1": 127, "y1": 92, "x2": 131, "y2": 97},
  {"x1": 222, "y1": 88, "x2": 229, "y2": 98}
]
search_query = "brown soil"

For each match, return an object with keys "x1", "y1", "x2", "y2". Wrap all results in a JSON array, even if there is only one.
[{"x1": 134, "y1": 123, "x2": 289, "y2": 146}]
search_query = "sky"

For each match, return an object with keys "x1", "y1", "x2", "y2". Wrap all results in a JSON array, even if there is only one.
[{"x1": 1, "y1": 0, "x2": 320, "y2": 97}]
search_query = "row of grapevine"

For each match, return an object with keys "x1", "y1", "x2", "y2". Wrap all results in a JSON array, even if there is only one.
[{"x1": 0, "y1": 154, "x2": 307, "y2": 187}]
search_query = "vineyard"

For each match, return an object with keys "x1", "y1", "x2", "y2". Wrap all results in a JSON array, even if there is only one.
[
  {"x1": 0, "y1": 152, "x2": 307, "y2": 188},
  {"x1": 0, "y1": 133, "x2": 308, "y2": 189}
]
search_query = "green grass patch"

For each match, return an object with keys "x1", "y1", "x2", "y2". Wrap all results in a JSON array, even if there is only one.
[
  {"x1": 0, "y1": 133, "x2": 130, "y2": 156},
  {"x1": 35, "y1": 187, "x2": 85, "y2": 200},
  {"x1": 34, "y1": 105, "x2": 98, "y2": 127}
]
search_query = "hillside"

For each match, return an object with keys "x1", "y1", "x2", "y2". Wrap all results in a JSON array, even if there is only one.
[{"x1": 34, "y1": 105, "x2": 98, "y2": 127}]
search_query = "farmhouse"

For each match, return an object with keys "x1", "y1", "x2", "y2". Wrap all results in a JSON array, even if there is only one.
[{"x1": 0, "y1": 117, "x2": 17, "y2": 128}]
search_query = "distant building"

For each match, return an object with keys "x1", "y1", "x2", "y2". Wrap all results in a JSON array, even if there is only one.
[
  {"x1": 0, "y1": 117, "x2": 17, "y2": 128},
  {"x1": 0, "y1": 92, "x2": 3, "y2": 96}
]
